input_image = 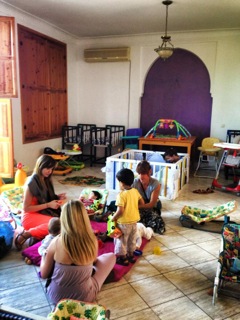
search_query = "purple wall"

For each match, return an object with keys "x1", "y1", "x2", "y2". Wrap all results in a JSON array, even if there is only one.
[{"x1": 140, "y1": 48, "x2": 212, "y2": 149}]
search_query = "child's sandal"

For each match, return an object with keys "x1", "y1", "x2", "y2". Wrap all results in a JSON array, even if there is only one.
[
  {"x1": 116, "y1": 257, "x2": 129, "y2": 266},
  {"x1": 127, "y1": 255, "x2": 136, "y2": 263},
  {"x1": 134, "y1": 249, "x2": 142, "y2": 256}
]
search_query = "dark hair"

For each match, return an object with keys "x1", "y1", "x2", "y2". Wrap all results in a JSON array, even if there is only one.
[
  {"x1": 92, "y1": 190, "x2": 102, "y2": 200},
  {"x1": 163, "y1": 148, "x2": 178, "y2": 159},
  {"x1": 136, "y1": 160, "x2": 151, "y2": 175},
  {"x1": 116, "y1": 168, "x2": 134, "y2": 186},
  {"x1": 48, "y1": 217, "x2": 61, "y2": 236}
]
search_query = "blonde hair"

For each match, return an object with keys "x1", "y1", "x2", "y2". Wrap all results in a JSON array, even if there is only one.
[{"x1": 60, "y1": 200, "x2": 97, "y2": 265}]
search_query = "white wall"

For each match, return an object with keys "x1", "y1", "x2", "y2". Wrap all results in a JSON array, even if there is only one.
[
  {"x1": 1, "y1": 2, "x2": 240, "y2": 171},
  {"x1": 79, "y1": 31, "x2": 240, "y2": 142}
]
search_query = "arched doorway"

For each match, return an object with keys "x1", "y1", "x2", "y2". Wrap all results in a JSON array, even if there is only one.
[{"x1": 140, "y1": 48, "x2": 212, "y2": 150}]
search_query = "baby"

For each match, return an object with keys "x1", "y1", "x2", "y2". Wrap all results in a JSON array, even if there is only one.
[
  {"x1": 38, "y1": 217, "x2": 61, "y2": 256},
  {"x1": 24, "y1": 217, "x2": 60, "y2": 265},
  {"x1": 79, "y1": 190, "x2": 103, "y2": 214}
]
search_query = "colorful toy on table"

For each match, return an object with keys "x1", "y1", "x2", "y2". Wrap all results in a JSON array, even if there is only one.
[
  {"x1": 144, "y1": 118, "x2": 191, "y2": 139},
  {"x1": 107, "y1": 215, "x2": 122, "y2": 238},
  {"x1": 72, "y1": 144, "x2": 81, "y2": 151}
]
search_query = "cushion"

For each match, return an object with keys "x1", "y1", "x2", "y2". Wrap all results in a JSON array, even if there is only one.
[{"x1": 47, "y1": 299, "x2": 108, "y2": 320}]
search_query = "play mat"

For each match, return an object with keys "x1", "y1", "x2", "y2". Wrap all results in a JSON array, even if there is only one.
[{"x1": 22, "y1": 221, "x2": 148, "y2": 282}]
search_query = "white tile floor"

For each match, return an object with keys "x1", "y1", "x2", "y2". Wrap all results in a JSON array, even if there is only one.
[{"x1": 1, "y1": 164, "x2": 240, "y2": 319}]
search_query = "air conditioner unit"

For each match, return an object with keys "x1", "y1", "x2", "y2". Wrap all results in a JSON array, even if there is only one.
[{"x1": 84, "y1": 47, "x2": 130, "y2": 62}]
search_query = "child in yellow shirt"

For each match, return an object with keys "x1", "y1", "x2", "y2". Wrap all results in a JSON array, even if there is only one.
[{"x1": 111, "y1": 168, "x2": 144, "y2": 266}]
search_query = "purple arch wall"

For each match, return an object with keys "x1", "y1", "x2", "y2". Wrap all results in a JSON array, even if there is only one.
[{"x1": 140, "y1": 48, "x2": 212, "y2": 149}]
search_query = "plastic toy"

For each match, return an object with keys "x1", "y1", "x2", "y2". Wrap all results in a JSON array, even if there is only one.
[
  {"x1": 153, "y1": 246, "x2": 161, "y2": 255},
  {"x1": 72, "y1": 144, "x2": 81, "y2": 151},
  {"x1": 144, "y1": 119, "x2": 191, "y2": 139},
  {"x1": 15, "y1": 163, "x2": 27, "y2": 186},
  {"x1": 0, "y1": 162, "x2": 27, "y2": 193},
  {"x1": 107, "y1": 215, "x2": 122, "y2": 238}
]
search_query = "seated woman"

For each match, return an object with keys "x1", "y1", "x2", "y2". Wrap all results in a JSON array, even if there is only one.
[
  {"x1": 132, "y1": 160, "x2": 165, "y2": 234},
  {"x1": 40, "y1": 200, "x2": 116, "y2": 304},
  {"x1": 15, "y1": 154, "x2": 66, "y2": 250}
]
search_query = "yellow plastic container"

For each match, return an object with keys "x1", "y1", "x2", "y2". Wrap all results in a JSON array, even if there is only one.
[{"x1": 15, "y1": 163, "x2": 27, "y2": 186}]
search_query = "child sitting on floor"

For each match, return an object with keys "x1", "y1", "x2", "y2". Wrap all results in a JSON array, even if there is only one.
[
  {"x1": 79, "y1": 190, "x2": 103, "y2": 214},
  {"x1": 24, "y1": 217, "x2": 60, "y2": 264},
  {"x1": 38, "y1": 217, "x2": 61, "y2": 256}
]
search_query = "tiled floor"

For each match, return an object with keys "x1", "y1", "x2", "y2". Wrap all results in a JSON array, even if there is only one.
[{"x1": 1, "y1": 164, "x2": 240, "y2": 319}]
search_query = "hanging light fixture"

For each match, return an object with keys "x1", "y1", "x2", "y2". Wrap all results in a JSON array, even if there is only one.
[{"x1": 154, "y1": 0, "x2": 174, "y2": 60}]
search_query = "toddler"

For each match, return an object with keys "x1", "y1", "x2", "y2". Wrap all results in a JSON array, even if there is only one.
[{"x1": 111, "y1": 168, "x2": 144, "y2": 266}]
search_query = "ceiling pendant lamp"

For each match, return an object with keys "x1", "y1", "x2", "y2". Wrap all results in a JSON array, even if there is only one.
[{"x1": 154, "y1": 0, "x2": 174, "y2": 60}]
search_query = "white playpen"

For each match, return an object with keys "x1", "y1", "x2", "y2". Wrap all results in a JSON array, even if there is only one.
[{"x1": 105, "y1": 150, "x2": 189, "y2": 200}]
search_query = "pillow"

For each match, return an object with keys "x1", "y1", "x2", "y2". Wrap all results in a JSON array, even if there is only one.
[{"x1": 48, "y1": 299, "x2": 107, "y2": 320}]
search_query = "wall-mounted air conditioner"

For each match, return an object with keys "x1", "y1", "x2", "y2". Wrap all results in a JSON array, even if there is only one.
[{"x1": 84, "y1": 47, "x2": 130, "y2": 62}]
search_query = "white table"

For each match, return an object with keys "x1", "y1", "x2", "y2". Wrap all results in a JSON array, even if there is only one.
[{"x1": 212, "y1": 142, "x2": 240, "y2": 195}]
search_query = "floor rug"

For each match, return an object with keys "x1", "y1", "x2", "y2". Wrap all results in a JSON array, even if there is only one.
[
  {"x1": 22, "y1": 221, "x2": 148, "y2": 282},
  {"x1": 59, "y1": 175, "x2": 105, "y2": 187}
]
